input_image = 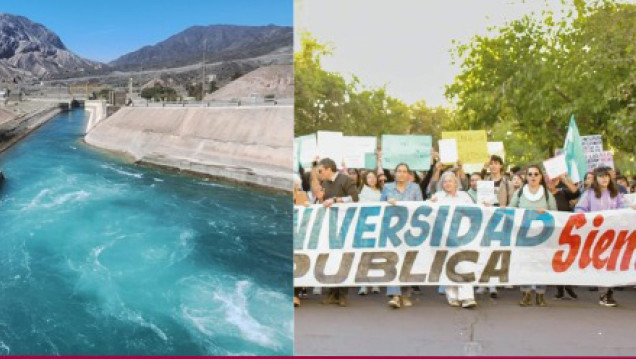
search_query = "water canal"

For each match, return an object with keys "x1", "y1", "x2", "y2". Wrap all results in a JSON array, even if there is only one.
[{"x1": 0, "y1": 108, "x2": 292, "y2": 355}]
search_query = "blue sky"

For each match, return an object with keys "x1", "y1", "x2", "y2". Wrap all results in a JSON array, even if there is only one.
[{"x1": 1, "y1": 0, "x2": 292, "y2": 63}]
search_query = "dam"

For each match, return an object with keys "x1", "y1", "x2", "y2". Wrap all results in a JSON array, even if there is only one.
[{"x1": 0, "y1": 108, "x2": 292, "y2": 355}]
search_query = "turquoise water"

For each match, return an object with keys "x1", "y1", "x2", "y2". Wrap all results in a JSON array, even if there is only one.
[{"x1": 0, "y1": 109, "x2": 292, "y2": 355}]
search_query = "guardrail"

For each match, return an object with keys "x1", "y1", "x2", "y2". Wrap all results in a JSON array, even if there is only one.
[{"x1": 131, "y1": 98, "x2": 293, "y2": 108}]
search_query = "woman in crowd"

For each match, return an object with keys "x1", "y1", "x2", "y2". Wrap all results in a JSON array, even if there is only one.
[
  {"x1": 430, "y1": 171, "x2": 477, "y2": 308},
  {"x1": 381, "y1": 163, "x2": 423, "y2": 309},
  {"x1": 509, "y1": 164, "x2": 557, "y2": 307},
  {"x1": 466, "y1": 172, "x2": 482, "y2": 203},
  {"x1": 482, "y1": 155, "x2": 514, "y2": 207},
  {"x1": 358, "y1": 171, "x2": 383, "y2": 296},
  {"x1": 574, "y1": 167, "x2": 636, "y2": 307},
  {"x1": 511, "y1": 172, "x2": 524, "y2": 192}
]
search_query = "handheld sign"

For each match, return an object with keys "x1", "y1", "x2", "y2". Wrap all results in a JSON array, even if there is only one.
[
  {"x1": 381, "y1": 135, "x2": 432, "y2": 170},
  {"x1": 341, "y1": 136, "x2": 377, "y2": 168},
  {"x1": 317, "y1": 131, "x2": 344, "y2": 165},
  {"x1": 442, "y1": 130, "x2": 489, "y2": 164},
  {"x1": 297, "y1": 134, "x2": 318, "y2": 169},
  {"x1": 439, "y1": 139, "x2": 458, "y2": 164},
  {"x1": 476, "y1": 180, "x2": 496, "y2": 205},
  {"x1": 543, "y1": 154, "x2": 568, "y2": 179}
]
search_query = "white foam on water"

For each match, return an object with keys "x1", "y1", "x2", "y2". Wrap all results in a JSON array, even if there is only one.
[
  {"x1": 153, "y1": 178, "x2": 164, "y2": 182},
  {"x1": 119, "y1": 308, "x2": 168, "y2": 342},
  {"x1": 169, "y1": 230, "x2": 195, "y2": 265},
  {"x1": 24, "y1": 189, "x2": 90, "y2": 210},
  {"x1": 100, "y1": 164, "x2": 143, "y2": 179},
  {"x1": 178, "y1": 276, "x2": 281, "y2": 351},
  {"x1": 0, "y1": 340, "x2": 10, "y2": 354}
]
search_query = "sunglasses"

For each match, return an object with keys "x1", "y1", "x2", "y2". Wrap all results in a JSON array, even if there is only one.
[{"x1": 527, "y1": 172, "x2": 541, "y2": 177}]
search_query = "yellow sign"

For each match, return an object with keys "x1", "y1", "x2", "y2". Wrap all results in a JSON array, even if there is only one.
[{"x1": 441, "y1": 130, "x2": 489, "y2": 164}]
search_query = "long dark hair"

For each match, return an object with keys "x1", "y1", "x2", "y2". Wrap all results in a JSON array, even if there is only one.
[
  {"x1": 363, "y1": 171, "x2": 382, "y2": 190},
  {"x1": 347, "y1": 168, "x2": 363, "y2": 190},
  {"x1": 522, "y1": 164, "x2": 550, "y2": 201},
  {"x1": 591, "y1": 167, "x2": 618, "y2": 199}
]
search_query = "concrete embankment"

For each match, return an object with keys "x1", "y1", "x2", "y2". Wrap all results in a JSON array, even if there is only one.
[
  {"x1": 84, "y1": 105, "x2": 293, "y2": 191},
  {"x1": 0, "y1": 103, "x2": 62, "y2": 153}
]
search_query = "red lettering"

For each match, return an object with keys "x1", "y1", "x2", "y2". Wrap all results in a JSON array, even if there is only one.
[
  {"x1": 579, "y1": 215, "x2": 604, "y2": 269},
  {"x1": 552, "y1": 214, "x2": 585, "y2": 272},
  {"x1": 592, "y1": 230, "x2": 614, "y2": 269}
]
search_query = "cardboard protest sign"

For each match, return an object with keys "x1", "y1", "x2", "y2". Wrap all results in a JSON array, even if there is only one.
[
  {"x1": 581, "y1": 135, "x2": 603, "y2": 154},
  {"x1": 586, "y1": 151, "x2": 614, "y2": 171},
  {"x1": 442, "y1": 130, "x2": 489, "y2": 164},
  {"x1": 341, "y1": 136, "x2": 377, "y2": 168},
  {"x1": 439, "y1": 139, "x2": 459, "y2": 164},
  {"x1": 317, "y1": 131, "x2": 343, "y2": 165},
  {"x1": 543, "y1": 154, "x2": 568, "y2": 179},
  {"x1": 381, "y1": 135, "x2": 432, "y2": 170}
]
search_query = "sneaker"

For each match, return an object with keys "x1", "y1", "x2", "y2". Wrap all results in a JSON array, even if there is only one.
[
  {"x1": 448, "y1": 299, "x2": 461, "y2": 307},
  {"x1": 402, "y1": 297, "x2": 413, "y2": 307},
  {"x1": 490, "y1": 292, "x2": 498, "y2": 299},
  {"x1": 462, "y1": 299, "x2": 477, "y2": 308},
  {"x1": 599, "y1": 293, "x2": 617, "y2": 307},
  {"x1": 388, "y1": 295, "x2": 401, "y2": 309},
  {"x1": 294, "y1": 296, "x2": 301, "y2": 308},
  {"x1": 519, "y1": 291, "x2": 532, "y2": 307},
  {"x1": 358, "y1": 287, "x2": 368, "y2": 296},
  {"x1": 371, "y1": 287, "x2": 381, "y2": 294}
]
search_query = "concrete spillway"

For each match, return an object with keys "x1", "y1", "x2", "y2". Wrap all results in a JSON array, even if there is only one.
[{"x1": 84, "y1": 105, "x2": 292, "y2": 191}]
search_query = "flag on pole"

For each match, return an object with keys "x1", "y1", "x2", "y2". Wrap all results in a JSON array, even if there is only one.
[{"x1": 563, "y1": 115, "x2": 588, "y2": 183}]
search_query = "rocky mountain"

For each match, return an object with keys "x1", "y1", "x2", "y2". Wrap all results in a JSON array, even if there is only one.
[
  {"x1": 109, "y1": 24, "x2": 292, "y2": 71},
  {"x1": 0, "y1": 13, "x2": 103, "y2": 82},
  {"x1": 205, "y1": 64, "x2": 293, "y2": 101}
]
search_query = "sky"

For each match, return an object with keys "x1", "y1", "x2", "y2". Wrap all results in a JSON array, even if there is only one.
[
  {"x1": 1, "y1": 0, "x2": 293, "y2": 63},
  {"x1": 295, "y1": 0, "x2": 571, "y2": 107}
]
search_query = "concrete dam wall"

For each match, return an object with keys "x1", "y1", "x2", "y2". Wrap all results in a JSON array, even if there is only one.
[{"x1": 84, "y1": 105, "x2": 292, "y2": 191}]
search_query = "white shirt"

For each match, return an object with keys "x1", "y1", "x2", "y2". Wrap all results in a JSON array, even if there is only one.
[
  {"x1": 431, "y1": 190, "x2": 474, "y2": 205},
  {"x1": 359, "y1": 185, "x2": 382, "y2": 202}
]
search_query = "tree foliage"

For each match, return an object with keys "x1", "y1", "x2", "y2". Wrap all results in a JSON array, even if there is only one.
[{"x1": 446, "y1": 0, "x2": 636, "y2": 169}]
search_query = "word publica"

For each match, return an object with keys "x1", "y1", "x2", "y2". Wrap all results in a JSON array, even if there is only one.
[
  {"x1": 294, "y1": 250, "x2": 510, "y2": 285},
  {"x1": 294, "y1": 204, "x2": 555, "y2": 250}
]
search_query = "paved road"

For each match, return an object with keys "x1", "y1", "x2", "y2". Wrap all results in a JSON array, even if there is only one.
[{"x1": 295, "y1": 286, "x2": 636, "y2": 356}]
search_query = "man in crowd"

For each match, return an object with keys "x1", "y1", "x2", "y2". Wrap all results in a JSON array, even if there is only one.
[{"x1": 316, "y1": 158, "x2": 359, "y2": 306}]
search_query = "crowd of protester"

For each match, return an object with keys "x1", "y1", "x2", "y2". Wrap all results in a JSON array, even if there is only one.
[{"x1": 293, "y1": 150, "x2": 636, "y2": 309}]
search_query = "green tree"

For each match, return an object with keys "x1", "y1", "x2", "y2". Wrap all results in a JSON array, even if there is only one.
[{"x1": 446, "y1": 0, "x2": 636, "y2": 170}]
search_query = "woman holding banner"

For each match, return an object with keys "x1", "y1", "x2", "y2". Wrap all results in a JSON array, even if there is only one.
[
  {"x1": 574, "y1": 167, "x2": 636, "y2": 307},
  {"x1": 358, "y1": 171, "x2": 383, "y2": 296},
  {"x1": 509, "y1": 164, "x2": 557, "y2": 307},
  {"x1": 381, "y1": 163, "x2": 423, "y2": 309},
  {"x1": 430, "y1": 171, "x2": 478, "y2": 308}
]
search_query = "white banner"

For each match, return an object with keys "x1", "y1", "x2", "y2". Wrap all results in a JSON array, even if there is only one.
[{"x1": 294, "y1": 202, "x2": 636, "y2": 287}]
